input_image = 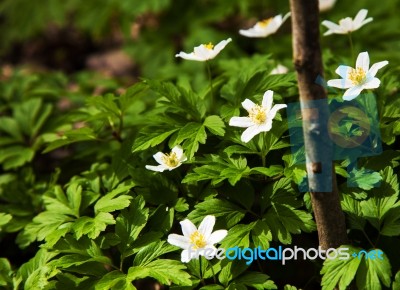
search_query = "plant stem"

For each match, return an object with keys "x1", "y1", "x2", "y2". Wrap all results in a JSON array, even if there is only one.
[
  {"x1": 348, "y1": 33, "x2": 354, "y2": 61},
  {"x1": 206, "y1": 61, "x2": 215, "y2": 112},
  {"x1": 199, "y1": 257, "x2": 205, "y2": 285}
]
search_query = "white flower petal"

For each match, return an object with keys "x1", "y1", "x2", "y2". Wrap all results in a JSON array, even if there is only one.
[
  {"x1": 327, "y1": 78, "x2": 353, "y2": 89},
  {"x1": 335, "y1": 65, "x2": 353, "y2": 79},
  {"x1": 356, "y1": 52, "x2": 370, "y2": 71},
  {"x1": 208, "y1": 230, "x2": 228, "y2": 244},
  {"x1": 368, "y1": 60, "x2": 388, "y2": 77},
  {"x1": 153, "y1": 152, "x2": 165, "y2": 165},
  {"x1": 145, "y1": 165, "x2": 166, "y2": 172},
  {"x1": 167, "y1": 234, "x2": 190, "y2": 249},
  {"x1": 262, "y1": 90, "x2": 274, "y2": 112},
  {"x1": 339, "y1": 18, "x2": 353, "y2": 32},
  {"x1": 319, "y1": 0, "x2": 336, "y2": 12},
  {"x1": 321, "y1": 20, "x2": 342, "y2": 35},
  {"x1": 171, "y1": 145, "x2": 184, "y2": 160},
  {"x1": 259, "y1": 118, "x2": 273, "y2": 132},
  {"x1": 198, "y1": 215, "x2": 215, "y2": 239},
  {"x1": 241, "y1": 126, "x2": 261, "y2": 143},
  {"x1": 241, "y1": 99, "x2": 256, "y2": 112},
  {"x1": 269, "y1": 104, "x2": 287, "y2": 120},
  {"x1": 343, "y1": 86, "x2": 363, "y2": 101},
  {"x1": 270, "y1": 64, "x2": 288, "y2": 75},
  {"x1": 175, "y1": 52, "x2": 204, "y2": 62},
  {"x1": 360, "y1": 17, "x2": 373, "y2": 28},
  {"x1": 229, "y1": 117, "x2": 253, "y2": 128},
  {"x1": 213, "y1": 38, "x2": 232, "y2": 54},
  {"x1": 193, "y1": 45, "x2": 212, "y2": 60},
  {"x1": 239, "y1": 28, "x2": 263, "y2": 38},
  {"x1": 180, "y1": 219, "x2": 197, "y2": 238},
  {"x1": 364, "y1": 77, "x2": 381, "y2": 89},
  {"x1": 353, "y1": 9, "x2": 368, "y2": 28}
]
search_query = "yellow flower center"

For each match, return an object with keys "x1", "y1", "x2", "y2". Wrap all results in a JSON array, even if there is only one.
[
  {"x1": 190, "y1": 231, "x2": 207, "y2": 250},
  {"x1": 204, "y1": 42, "x2": 214, "y2": 50},
  {"x1": 349, "y1": 67, "x2": 366, "y2": 85},
  {"x1": 258, "y1": 18, "x2": 273, "y2": 27},
  {"x1": 249, "y1": 105, "x2": 267, "y2": 125},
  {"x1": 161, "y1": 152, "x2": 179, "y2": 168}
]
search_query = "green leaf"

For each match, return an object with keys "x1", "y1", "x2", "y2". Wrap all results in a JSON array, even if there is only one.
[
  {"x1": 264, "y1": 204, "x2": 316, "y2": 244},
  {"x1": 132, "y1": 127, "x2": 179, "y2": 152},
  {"x1": 73, "y1": 212, "x2": 115, "y2": 239},
  {"x1": 356, "y1": 250, "x2": 391, "y2": 290},
  {"x1": 233, "y1": 272, "x2": 277, "y2": 290},
  {"x1": 221, "y1": 223, "x2": 255, "y2": 249},
  {"x1": 204, "y1": 115, "x2": 225, "y2": 136},
  {"x1": 251, "y1": 220, "x2": 272, "y2": 249},
  {"x1": 360, "y1": 194, "x2": 400, "y2": 233},
  {"x1": 341, "y1": 194, "x2": 366, "y2": 230},
  {"x1": 321, "y1": 246, "x2": 362, "y2": 290},
  {"x1": 116, "y1": 196, "x2": 149, "y2": 258},
  {"x1": 218, "y1": 259, "x2": 248, "y2": 287},
  {"x1": 0, "y1": 258, "x2": 13, "y2": 287},
  {"x1": 175, "y1": 122, "x2": 207, "y2": 159},
  {"x1": 95, "y1": 271, "x2": 136, "y2": 290},
  {"x1": 0, "y1": 146, "x2": 35, "y2": 169},
  {"x1": 187, "y1": 198, "x2": 246, "y2": 228},
  {"x1": 393, "y1": 271, "x2": 400, "y2": 290},
  {"x1": 128, "y1": 260, "x2": 191, "y2": 286},
  {"x1": 133, "y1": 241, "x2": 176, "y2": 267},
  {"x1": 94, "y1": 185, "x2": 133, "y2": 214},
  {"x1": 347, "y1": 167, "x2": 382, "y2": 190},
  {"x1": 0, "y1": 213, "x2": 12, "y2": 230}
]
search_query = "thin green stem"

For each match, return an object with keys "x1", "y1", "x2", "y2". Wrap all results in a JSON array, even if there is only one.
[
  {"x1": 205, "y1": 61, "x2": 216, "y2": 113},
  {"x1": 362, "y1": 229, "x2": 376, "y2": 248},
  {"x1": 210, "y1": 262, "x2": 217, "y2": 284},
  {"x1": 348, "y1": 33, "x2": 354, "y2": 61},
  {"x1": 199, "y1": 257, "x2": 205, "y2": 285}
]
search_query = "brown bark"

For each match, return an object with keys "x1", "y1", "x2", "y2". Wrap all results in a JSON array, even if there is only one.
[{"x1": 289, "y1": 0, "x2": 348, "y2": 249}]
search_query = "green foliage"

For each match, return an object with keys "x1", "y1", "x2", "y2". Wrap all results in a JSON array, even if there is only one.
[
  {"x1": 0, "y1": 0, "x2": 399, "y2": 289},
  {"x1": 321, "y1": 246, "x2": 391, "y2": 290}
]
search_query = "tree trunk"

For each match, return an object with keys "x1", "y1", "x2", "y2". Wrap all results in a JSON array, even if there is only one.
[{"x1": 289, "y1": 0, "x2": 348, "y2": 249}]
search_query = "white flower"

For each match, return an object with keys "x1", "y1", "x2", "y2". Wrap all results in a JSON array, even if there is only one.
[
  {"x1": 229, "y1": 90, "x2": 287, "y2": 143},
  {"x1": 319, "y1": 0, "x2": 337, "y2": 12},
  {"x1": 175, "y1": 38, "x2": 232, "y2": 61},
  {"x1": 145, "y1": 145, "x2": 187, "y2": 172},
  {"x1": 270, "y1": 64, "x2": 289, "y2": 75},
  {"x1": 327, "y1": 51, "x2": 388, "y2": 101},
  {"x1": 239, "y1": 13, "x2": 291, "y2": 38},
  {"x1": 322, "y1": 9, "x2": 373, "y2": 36},
  {"x1": 167, "y1": 215, "x2": 227, "y2": 263}
]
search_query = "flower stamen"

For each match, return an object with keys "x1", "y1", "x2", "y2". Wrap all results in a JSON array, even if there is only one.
[
  {"x1": 161, "y1": 152, "x2": 179, "y2": 168},
  {"x1": 258, "y1": 18, "x2": 273, "y2": 27},
  {"x1": 190, "y1": 231, "x2": 207, "y2": 250},
  {"x1": 204, "y1": 42, "x2": 214, "y2": 50},
  {"x1": 249, "y1": 105, "x2": 267, "y2": 125},
  {"x1": 349, "y1": 67, "x2": 366, "y2": 85}
]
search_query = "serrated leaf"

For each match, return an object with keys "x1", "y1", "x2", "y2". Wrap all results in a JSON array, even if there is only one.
[
  {"x1": 347, "y1": 167, "x2": 382, "y2": 190},
  {"x1": 356, "y1": 250, "x2": 391, "y2": 290},
  {"x1": 132, "y1": 128, "x2": 179, "y2": 152},
  {"x1": 187, "y1": 199, "x2": 246, "y2": 228},
  {"x1": 204, "y1": 115, "x2": 225, "y2": 136},
  {"x1": 321, "y1": 246, "x2": 362, "y2": 290},
  {"x1": 116, "y1": 196, "x2": 149, "y2": 258},
  {"x1": 94, "y1": 185, "x2": 133, "y2": 214}
]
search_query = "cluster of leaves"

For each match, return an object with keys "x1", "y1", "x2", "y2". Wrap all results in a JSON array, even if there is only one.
[{"x1": 1, "y1": 1, "x2": 400, "y2": 290}]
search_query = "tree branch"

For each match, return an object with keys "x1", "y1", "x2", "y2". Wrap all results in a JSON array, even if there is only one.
[{"x1": 289, "y1": 0, "x2": 348, "y2": 249}]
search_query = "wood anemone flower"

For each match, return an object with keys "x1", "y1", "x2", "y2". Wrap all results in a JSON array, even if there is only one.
[
  {"x1": 175, "y1": 38, "x2": 232, "y2": 61},
  {"x1": 327, "y1": 51, "x2": 388, "y2": 101}
]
